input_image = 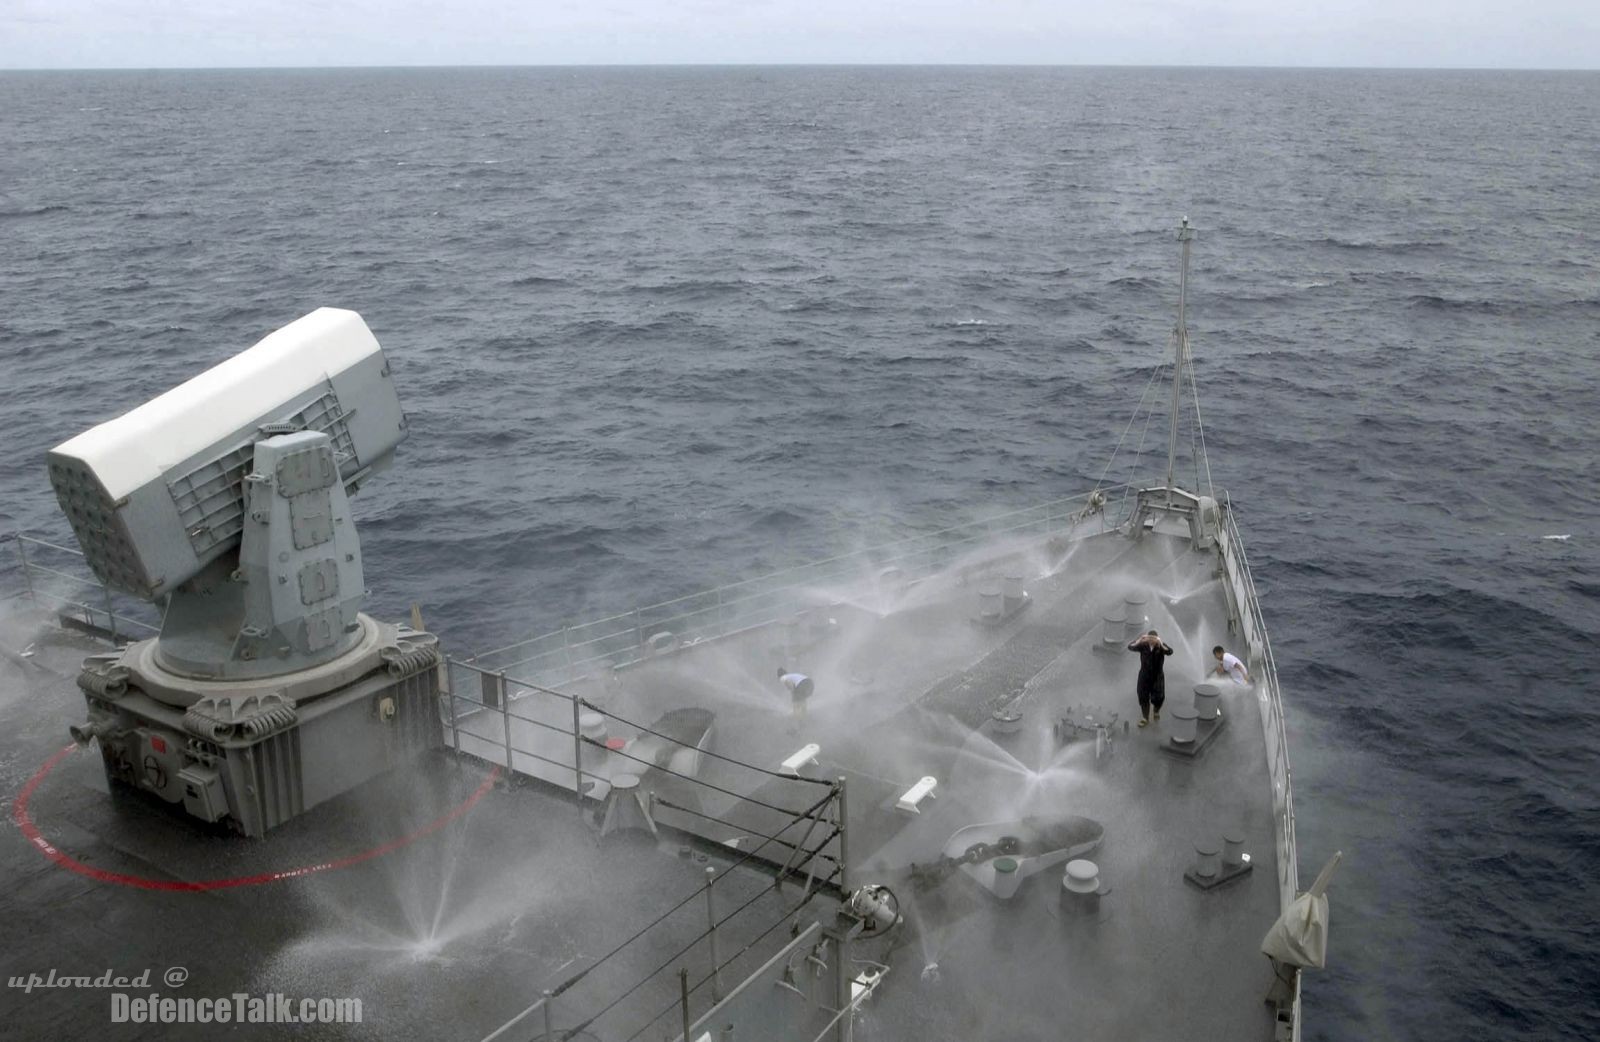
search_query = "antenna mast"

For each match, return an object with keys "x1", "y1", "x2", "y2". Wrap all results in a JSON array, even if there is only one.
[{"x1": 1165, "y1": 216, "x2": 1195, "y2": 501}]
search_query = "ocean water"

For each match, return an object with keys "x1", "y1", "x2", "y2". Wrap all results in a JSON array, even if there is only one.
[{"x1": 1, "y1": 66, "x2": 1597, "y2": 1040}]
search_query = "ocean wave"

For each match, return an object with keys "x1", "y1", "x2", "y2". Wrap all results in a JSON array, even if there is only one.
[
  {"x1": 1099, "y1": 324, "x2": 1147, "y2": 345},
  {"x1": 881, "y1": 353, "x2": 967, "y2": 366},
  {"x1": 1569, "y1": 579, "x2": 1600, "y2": 600},
  {"x1": 750, "y1": 507, "x2": 808, "y2": 532},
  {"x1": 1405, "y1": 294, "x2": 1508, "y2": 314},
  {"x1": 626, "y1": 278, "x2": 754, "y2": 299},
  {"x1": 0, "y1": 204, "x2": 68, "y2": 218},
  {"x1": 1336, "y1": 585, "x2": 1600, "y2": 652},
  {"x1": 1303, "y1": 234, "x2": 1447, "y2": 252}
]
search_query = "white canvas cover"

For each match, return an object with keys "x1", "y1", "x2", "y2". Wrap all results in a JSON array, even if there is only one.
[{"x1": 1261, "y1": 851, "x2": 1343, "y2": 969}]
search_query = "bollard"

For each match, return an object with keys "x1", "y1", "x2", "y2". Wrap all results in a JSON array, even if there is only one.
[
  {"x1": 1194, "y1": 842, "x2": 1220, "y2": 879},
  {"x1": 1170, "y1": 707, "x2": 1198, "y2": 745},
  {"x1": 1193, "y1": 682, "x2": 1221, "y2": 722},
  {"x1": 1061, "y1": 859, "x2": 1101, "y2": 917},
  {"x1": 1185, "y1": 833, "x2": 1253, "y2": 890},
  {"x1": 991, "y1": 856, "x2": 1022, "y2": 899},
  {"x1": 978, "y1": 582, "x2": 1002, "y2": 620},
  {"x1": 1102, "y1": 613, "x2": 1126, "y2": 645},
  {"x1": 579, "y1": 711, "x2": 607, "y2": 743},
  {"x1": 1122, "y1": 593, "x2": 1149, "y2": 640},
  {"x1": 990, "y1": 702, "x2": 1025, "y2": 736},
  {"x1": 1002, "y1": 573, "x2": 1026, "y2": 615}
]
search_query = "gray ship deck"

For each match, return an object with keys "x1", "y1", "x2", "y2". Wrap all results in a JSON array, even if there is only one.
[
  {"x1": 531, "y1": 526, "x2": 1280, "y2": 1041},
  {"x1": 0, "y1": 611, "x2": 799, "y2": 1041},
  {"x1": 2, "y1": 518, "x2": 1287, "y2": 1041}
]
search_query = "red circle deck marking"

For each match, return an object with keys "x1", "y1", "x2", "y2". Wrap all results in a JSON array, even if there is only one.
[{"x1": 11, "y1": 744, "x2": 500, "y2": 891}]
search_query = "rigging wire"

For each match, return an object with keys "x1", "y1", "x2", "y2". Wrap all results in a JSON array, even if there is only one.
[
  {"x1": 1186, "y1": 349, "x2": 1218, "y2": 504},
  {"x1": 1118, "y1": 353, "x2": 1168, "y2": 516},
  {"x1": 1189, "y1": 396, "x2": 1202, "y2": 494},
  {"x1": 1093, "y1": 361, "x2": 1164, "y2": 497}
]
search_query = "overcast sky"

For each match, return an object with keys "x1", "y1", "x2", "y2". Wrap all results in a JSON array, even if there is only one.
[{"x1": 3, "y1": 0, "x2": 1596, "y2": 70}]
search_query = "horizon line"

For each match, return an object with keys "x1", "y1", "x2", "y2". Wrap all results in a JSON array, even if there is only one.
[{"x1": 2, "y1": 60, "x2": 1597, "y2": 74}]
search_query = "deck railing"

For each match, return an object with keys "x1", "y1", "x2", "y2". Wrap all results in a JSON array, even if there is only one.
[
  {"x1": 1215, "y1": 498, "x2": 1303, "y2": 1040},
  {"x1": 444, "y1": 658, "x2": 848, "y2": 1042},
  {"x1": 0, "y1": 533, "x2": 161, "y2": 642},
  {"x1": 7, "y1": 488, "x2": 1300, "y2": 1041},
  {"x1": 1216, "y1": 499, "x2": 1298, "y2": 913},
  {"x1": 468, "y1": 486, "x2": 1124, "y2": 685}
]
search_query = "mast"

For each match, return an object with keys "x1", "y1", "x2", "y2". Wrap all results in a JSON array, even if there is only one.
[{"x1": 1164, "y1": 216, "x2": 1195, "y2": 501}]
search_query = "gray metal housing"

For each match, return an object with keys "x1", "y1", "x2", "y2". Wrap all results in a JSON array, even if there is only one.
[
  {"x1": 47, "y1": 308, "x2": 404, "y2": 602},
  {"x1": 154, "y1": 430, "x2": 369, "y2": 681},
  {"x1": 73, "y1": 618, "x2": 443, "y2": 837},
  {"x1": 50, "y1": 308, "x2": 443, "y2": 835}
]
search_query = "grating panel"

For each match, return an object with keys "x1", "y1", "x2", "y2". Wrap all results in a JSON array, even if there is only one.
[{"x1": 166, "y1": 386, "x2": 358, "y2": 558}]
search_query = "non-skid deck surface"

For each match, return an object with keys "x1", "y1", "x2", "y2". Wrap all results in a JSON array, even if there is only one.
[
  {"x1": 4, "y1": 521, "x2": 1284, "y2": 1041},
  {"x1": 500, "y1": 527, "x2": 1284, "y2": 1041}
]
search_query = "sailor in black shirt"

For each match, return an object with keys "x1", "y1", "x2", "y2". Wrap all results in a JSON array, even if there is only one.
[{"x1": 1127, "y1": 629, "x2": 1174, "y2": 727}]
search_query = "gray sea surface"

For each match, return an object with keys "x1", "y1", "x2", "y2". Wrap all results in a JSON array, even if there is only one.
[{"x1": 1, "y1": 66, "x2": 1597, "y2": 1041}]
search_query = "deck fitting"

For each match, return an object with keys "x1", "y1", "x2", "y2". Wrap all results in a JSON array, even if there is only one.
[
  {"x1": 1160, "y1": 713, "x2": 1227, "y2": 760},
  {"x1": 1184, "y1": 839, "x2": 1254, "y2": 890}
]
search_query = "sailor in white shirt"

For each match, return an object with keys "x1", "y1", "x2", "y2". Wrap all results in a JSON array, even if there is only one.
[
  {"x1": 778, "y1": 668, "x2": 814, "y2": 720},
  {"x1": 1210, "y1": 645, "x2": 1251, "y2": 685}
]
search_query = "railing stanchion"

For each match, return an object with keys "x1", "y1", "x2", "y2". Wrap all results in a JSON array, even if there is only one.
[
  {"x1": 835, "y1": 777, "x2": 850, "y2": 894},
  {"x1": 16, "y1": 536, "x2": 36, "y2": 606},
  {"x1": 542, "y1": 991, "x2": 554, "y2": 1041},
  {"x1": 445, "y1": 659, "x2": 461, "y2": 753},
  {"x1": 679, "y1": 968, "x2": 692, "y2": 1042},
  {"x1": 571, "y1": 694, "x2": 585, "y2": 804},
  {"x1": 705, "y1": 865, "x2": 723, "y2": 1002},
  {"x1": 499, "y1": 671, "x2": 513, "y2": 772},
  {"x1": 834, "y1": 929, "x2": 854, "y2": 1042}
]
